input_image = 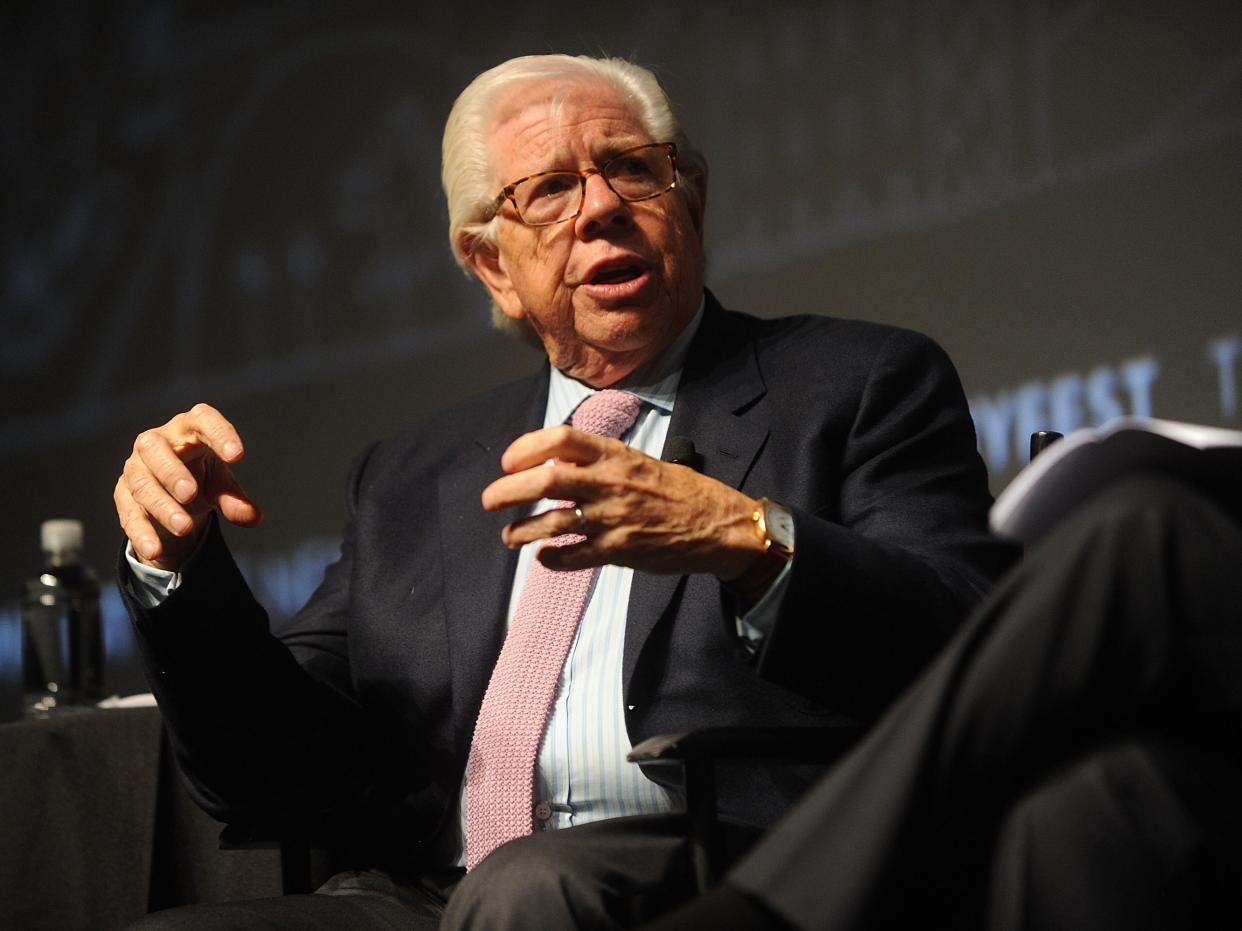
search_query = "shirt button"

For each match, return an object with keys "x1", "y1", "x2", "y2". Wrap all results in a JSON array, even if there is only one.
[{"x1": 534, "y1": 800, "x2": 553, "y2": 822}]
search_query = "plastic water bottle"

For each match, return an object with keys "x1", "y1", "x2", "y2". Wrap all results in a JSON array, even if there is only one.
[{"x1": 22, "y1": 519, "x2": 102, "y2": 713}]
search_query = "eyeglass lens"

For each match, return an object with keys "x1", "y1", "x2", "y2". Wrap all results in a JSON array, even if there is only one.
[{"x1": 512, "y1": 145, "x2": 675, "y2": 225}]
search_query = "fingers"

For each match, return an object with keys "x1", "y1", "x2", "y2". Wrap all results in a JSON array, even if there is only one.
[
  {"x1": 132, "y1": 428, "x2": 200, "y2": 509},
  {"x1": 499, "y1": 506, "x2": 599, "y2": 569},
  {"x1": 482, "y1": 425, "x2": 759, "y2": 578},
  {"x1": 170, "y1": 402, "x2": 245, "y2": 464},
  {"x1": 123, "y1": 439, "x2": 197, "y2": 538},
  {"x1": 114, "y1": 475, "x2": 168, "y2": 563},
  {"x1": 213, "y1": 466, "x2": 263, "y2": 528},
  {"x1": 483, "y1": 430, "x2": 627, "y2": 513},
  {"x1": 484, "y1": 442, "x2": 764, "y2": 578},
  {"x1": 501, "y1": 505, "x2": 585, "y2": 548},
  {"x1": 115, "y1": 403, "x2": 259, "y2": 569},
  {"x1": 483, "y1": 463, "x2": 588, "y2": 513},
  {"x1": 535, "y1": 537, "x2": 594, "y2": 571},
  {"x1": 498, "y1": 425, "x2": 608, "y2": 474},
  {"x1": 128, "y1": 403, "x2": 245, "y2": 507}
]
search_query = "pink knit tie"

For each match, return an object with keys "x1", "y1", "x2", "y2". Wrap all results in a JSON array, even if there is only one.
[{"x1": 465, "y1": 389, "x2": 643, "y2": 870}]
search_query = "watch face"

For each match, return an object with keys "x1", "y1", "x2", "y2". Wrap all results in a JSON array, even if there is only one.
[{"x1": 765, "y1": 501, "x2": 795, "y2": 552}]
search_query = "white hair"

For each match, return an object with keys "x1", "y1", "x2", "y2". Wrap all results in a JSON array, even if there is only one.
[{"x1": 440, "y1": 54, "x2": 707, "y2": 339}]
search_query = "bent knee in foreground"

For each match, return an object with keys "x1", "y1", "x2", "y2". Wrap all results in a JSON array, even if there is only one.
[
  {"x1": 440, "y1": 820, "x2": 695, "y2": 931},
  {"x1": 441, "y1": 835, "x2": 578, "y2": 931}
]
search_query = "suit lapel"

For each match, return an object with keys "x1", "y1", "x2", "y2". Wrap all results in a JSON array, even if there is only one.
[
  {"x1": 440, "y1": 369, "x2": 550, "y2": 742},
  {"x1": 622, "y1": 298, "x2": 769, "y2": 690}
]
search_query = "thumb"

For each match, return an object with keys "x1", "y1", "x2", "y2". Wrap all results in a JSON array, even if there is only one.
[{"x1": 212, "y1": 465, "x2": 263, "y2": 528}]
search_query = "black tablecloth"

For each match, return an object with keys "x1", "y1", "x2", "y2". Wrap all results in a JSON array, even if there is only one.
[{"x1": 0, "y1": 705, "x2": 282, "y2": 930}]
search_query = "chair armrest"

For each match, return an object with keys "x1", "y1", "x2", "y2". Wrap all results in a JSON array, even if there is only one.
[
  {"x1": 627, "y1": 725, "x2": 861, "y2": 765},
  {"x1": 219, "y1": 818, "x2": 343, "y2": 895},
  {"x1": 628, "y1": 726, "x2": 861, "y2": 890},
  {"x1": 218, "y1": 816, "x2": 340, "y2": 849},
  {"x1": 218, "y1": 820, "x2": 284, "y2": 850}
]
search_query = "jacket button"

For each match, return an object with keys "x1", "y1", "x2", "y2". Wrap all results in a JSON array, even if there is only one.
[{"x1": 534, "y1": 800, "x2": 553, "y2": 821}]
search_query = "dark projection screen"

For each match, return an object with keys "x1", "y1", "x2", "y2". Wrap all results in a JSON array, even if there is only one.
[{"x1": 2, "y1": 1, "x2": 1239, "y2": 699}]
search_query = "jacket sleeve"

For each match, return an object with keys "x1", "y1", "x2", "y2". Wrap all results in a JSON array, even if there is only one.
[
  {"x1": 118, "y1": 448, "x2": 378, "y2": 823},
  {"x1": 752, "y1": 328, "x2": 1019, "y2": 720}
]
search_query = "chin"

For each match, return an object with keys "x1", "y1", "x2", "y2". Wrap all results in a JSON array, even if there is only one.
[{"x1": 586, "y1": 323, "x2": 663, "y2": 357}]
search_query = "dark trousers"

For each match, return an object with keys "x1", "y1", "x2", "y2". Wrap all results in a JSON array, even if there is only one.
[
  {"x1": 126, "y1": 813, "x2": 700, "y2": 930},
  {"x1": 725, "y1": 474, "x2": 1242, "y2": 930}
]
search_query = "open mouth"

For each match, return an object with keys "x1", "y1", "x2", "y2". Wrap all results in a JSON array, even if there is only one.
[{"x1": 590, "y1": 264, "x2": 645, "y2": 285}]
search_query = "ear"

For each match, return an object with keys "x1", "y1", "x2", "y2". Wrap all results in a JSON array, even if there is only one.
[{"x1": 463, "y1": 235, "x2": 525, "y2": 322}]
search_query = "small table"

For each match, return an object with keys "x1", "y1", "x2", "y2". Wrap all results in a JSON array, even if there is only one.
[{"x1": 0, "y1": 705, "x2": 283, "y2": 930}]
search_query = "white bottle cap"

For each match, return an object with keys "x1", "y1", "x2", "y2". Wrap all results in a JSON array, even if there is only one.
[{"x1": 41, "y1": 519, "x2": 84, "y2": 555}]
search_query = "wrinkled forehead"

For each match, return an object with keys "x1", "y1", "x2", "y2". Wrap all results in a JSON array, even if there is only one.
[{"x1": 486, "y1": 78, "x2": 648, "y2": 175}]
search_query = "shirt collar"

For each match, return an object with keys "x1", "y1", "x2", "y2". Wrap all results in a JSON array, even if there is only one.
[{"x1": 546, "y1": 297, "x2": 705, "y2": 425}]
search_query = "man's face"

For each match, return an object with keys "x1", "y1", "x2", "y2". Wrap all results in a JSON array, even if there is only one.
[{"x1": 467, "y1": 81, "x2": 706, "y2": 387}]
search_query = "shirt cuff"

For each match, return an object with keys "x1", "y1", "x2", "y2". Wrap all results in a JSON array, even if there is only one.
[
  {"x1": 124, "y1": 542, "x2": 183, "y2": 608},
  {"x1": 734, "y1": 557, "x2": 792, "y2": 648}
]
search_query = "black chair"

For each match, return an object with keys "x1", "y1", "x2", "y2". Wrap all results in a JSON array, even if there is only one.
[
  {"x1": 627, "y1": 725, "x2": 860, "y2": 890},
  {"x1": 1030, "y1": 430, "x2": 1062, "y2": 459},
  {"x1": 218, "y1": 817, "x2": 343, "y2": 895}
]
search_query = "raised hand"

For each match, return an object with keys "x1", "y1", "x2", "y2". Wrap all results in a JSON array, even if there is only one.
[
  {"x1": 114, "y1": 403, "x2": 262, "y2": 570},
  {"x1": 481, "y1": 424, "x2": 766, "y2": 582}
]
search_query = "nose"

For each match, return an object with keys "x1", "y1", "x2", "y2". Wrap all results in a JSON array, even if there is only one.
[{"x1": 575, "y1": 171, "x2": 632, "y2": 237}]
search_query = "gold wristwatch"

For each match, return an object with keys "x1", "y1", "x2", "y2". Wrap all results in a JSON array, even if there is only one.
[{"x1": 751, "y1": 497, "x2": 795, "y2": 560}]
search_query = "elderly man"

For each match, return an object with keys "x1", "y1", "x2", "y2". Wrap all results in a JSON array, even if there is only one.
[{"x1": 115, "y1": 55, "x2": 1014, "y2": 929}]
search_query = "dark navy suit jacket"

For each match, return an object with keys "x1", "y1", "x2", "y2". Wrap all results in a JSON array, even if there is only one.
[{"x1": 121, "y1": 293, "x2": 1017, "y2": 873}]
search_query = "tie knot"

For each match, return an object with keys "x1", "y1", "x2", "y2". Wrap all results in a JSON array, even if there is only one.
[{"x1": 571, "y1": 389, "x2": 643, "y2": 439}]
